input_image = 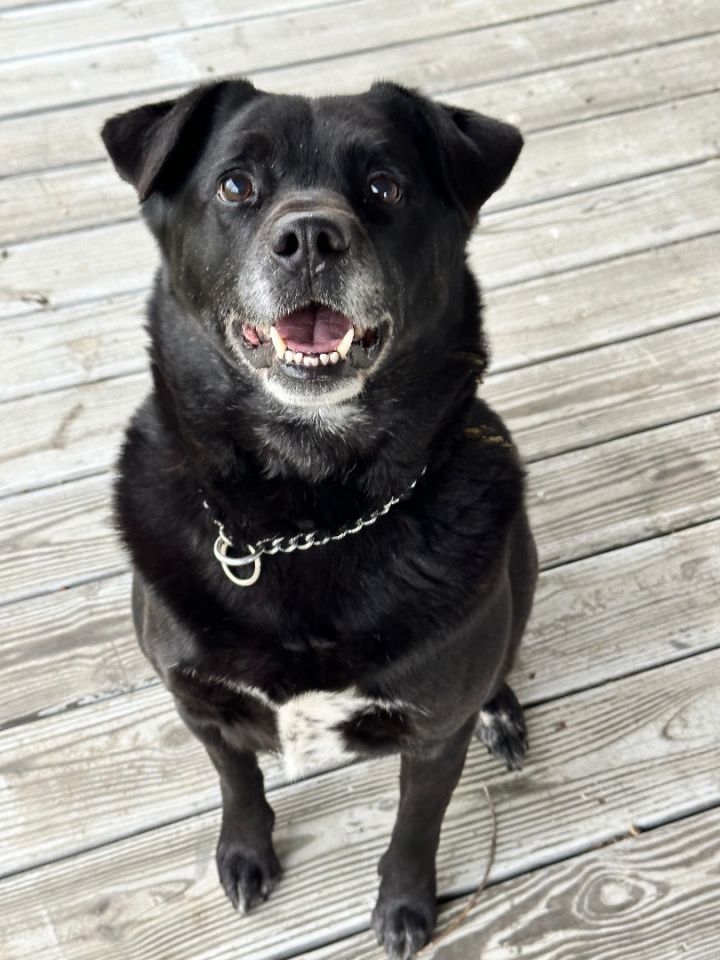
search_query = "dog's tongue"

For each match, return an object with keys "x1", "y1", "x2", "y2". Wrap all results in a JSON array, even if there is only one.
[{"x1": 276, "y1": 307, "x2": 352, "y2": 353}]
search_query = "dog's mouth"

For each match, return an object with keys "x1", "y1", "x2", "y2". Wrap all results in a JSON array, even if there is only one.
[{"x1": 238, "y1": 303, "x2": 384, "y2": 380}]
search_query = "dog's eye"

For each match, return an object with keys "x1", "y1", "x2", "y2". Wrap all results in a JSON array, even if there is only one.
[
  {"x1": 217, "y1": 173, "x2": 255, "y2": 203},
  {"x1": 367, "y1": 173, "x2": 402, "y2": 204}
]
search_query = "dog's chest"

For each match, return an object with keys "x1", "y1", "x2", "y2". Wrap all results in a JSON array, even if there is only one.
[
  {"x1": 273, "y1": 688, "x2": 377, "y2": 779},
  {"x1": 193, "y1": 671, "x2": 402, "y2": 780}
]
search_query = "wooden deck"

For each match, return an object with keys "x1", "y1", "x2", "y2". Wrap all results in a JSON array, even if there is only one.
[{"x1": 1, "y1": 1, "x2": 719, "y2": 957}]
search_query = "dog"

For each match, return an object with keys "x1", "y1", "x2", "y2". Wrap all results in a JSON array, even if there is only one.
[{"x1": 101, "y1": 78, "x2": 537, "y2": 960}]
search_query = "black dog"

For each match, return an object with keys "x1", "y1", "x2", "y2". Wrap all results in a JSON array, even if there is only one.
[{"x1": 102, "y1": 78, "x2": 537, "y2": 960}]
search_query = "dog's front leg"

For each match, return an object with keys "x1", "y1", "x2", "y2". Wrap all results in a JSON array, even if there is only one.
[
  {"x1": 372, "y1": 715, "x2": 476, "y2": 960},
  {"x1": 179, "y1": 711, "x2": 282, "y2": 914}
]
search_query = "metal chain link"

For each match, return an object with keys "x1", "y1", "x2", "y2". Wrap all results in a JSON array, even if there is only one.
[{"x1": 203, "y1": 466, "x2": 426, "y2": 586}]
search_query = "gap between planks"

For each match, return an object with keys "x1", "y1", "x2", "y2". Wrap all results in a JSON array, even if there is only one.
[
  {"x1": 0, "y1": 648, "x2": 718, "y2": 958},
  {"x1": 0, "y1": 0, "x2": 715, "y2": 180},
  {"x1": 2, "y1": 312, "x2": 719, "y2": 499},
  {"x1": 0, "y1": 0, "x2": 604, "y2": 64},
  {"x1": 3, "y1": 90, "x2": 719, "y2": 318},
  {"x1": 1, "y1": 518, "x2": 718, "y2": 876},
  {"x1": 3, "y1": 14, "x2": 719, "y2": 244},
  {"x1": 308, "y1": 805, "x2": 720, "y2": 960}
]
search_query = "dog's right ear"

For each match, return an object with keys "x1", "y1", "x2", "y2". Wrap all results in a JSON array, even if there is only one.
[{"x1": 101, "y1": 80, "x2": 255, "y2": 201}]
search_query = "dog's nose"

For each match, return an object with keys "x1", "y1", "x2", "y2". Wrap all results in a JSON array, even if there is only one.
[{"x1": 270, "y1": 213, "x2": 351, "y2": 275}]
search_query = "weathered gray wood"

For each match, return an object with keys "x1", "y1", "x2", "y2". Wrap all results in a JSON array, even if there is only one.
[
  {"x1": 0, "y1": 572, "x2": 148, "y2": 729},
  {"x1": 0, "y1": 0, "x2": 598, "y2": 118},
  {"x1": 315, "y1": 806, "x2": 720, "y2": 960},
  {"x1": 1, "y1": 517, "x2": 718, "y2": 873},
  {"x1": 516, "y1": 519, "x2": 720, "y2": 704},
  {"x1": 0, "y1": 372, "x2": 148, "y2": 496},
  {"x1": 1, "y1": 408, "x2": 718, "y2": 603},
  {"x1": 0, "y1": 0, "x2": 718, "y2": 183},
  {"x1": 1, "y1": 0, "x2": 352, "y2": 58},
  {"x1": 484, "y1": 316, "x2": 720, "y2": 461},
  {"x1": 473, "y1": 158, "x2": 720, "y2": 290},
  {"x1": 0, "y1": 290, "x2": 148, "y2": 400},
  {"x1": 4, "y1": 34, "x2": 719, "y2": 246},
  {"x1": 527, "y1": 411, "x2": 720, "y2": 566},
  {"x1": 3, "y1": 312, "x2": 719, "y2": 498},
  {"x1": 5, "y1": 118, "x2": 720, "y2": 316},
  {"x1": 0, "y1": 473, "x2": 124, "y2": 605},
  {"x1": 5, "y1": 227, "x2": 716, "y2": 413},
  {"x1": 487, "y1": 233, "x2": 720, "y2": 371},
  {"x1": 2, "y1": 0, "x2": 627, "y2": 64},
  {"x1": 0, "y1": 649, "x2": 718, "y2": 957},
  {"x1": 5, "y1": 0, "x2": 712, "y2": 120}
]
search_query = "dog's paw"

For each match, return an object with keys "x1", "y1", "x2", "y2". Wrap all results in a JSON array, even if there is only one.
[
  {"x1": 216, "y1": 837, "x2": 282, "y2": 914},
  {"x1": 475, "y1": 683, "x2": 527, "y2": 772},
  {"x1": 372, "y1": 897, "x2": 435, "y2": 960}
]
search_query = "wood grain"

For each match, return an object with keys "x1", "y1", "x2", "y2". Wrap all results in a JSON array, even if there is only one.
[
  {"x1": 1, "y1": 0, "x2": 353, "y2": 59},
  {"x1": 0, "y1": 649, "x2": 718, "y2": 957},
  {"x1": 1, "y1": 409, "x2": 717, "y2": 605},
  {"x1": 0, "y1": 572, "x2": 148, "y2": 729},
  {"x1": 5, "y1": 134, "x2": 720, "y2": 322},
  {"x1": 487, "y1": 233, "x2": 720, "y2": 371},
  {"x1": 0, "y1": 0, "x2": 598, "y2": 118},
  {"x1": 527, "y1": 411, "x2": 720, "y2": 566},
  {"x1": 4, "y1": 25, "x2": 719, "y2": 244},
  {"x1": 1, "y1": 517, "x2": 718, "y2": 872},
  {"x1": 313, "y1": 806, "x2": 720, "y2": 960},
  {"x1": 2, "y1": 204, "x2": 719, "y2": 396},
  {"x1": 3, "y1": 312, "x2": 719, "y2": 498}
]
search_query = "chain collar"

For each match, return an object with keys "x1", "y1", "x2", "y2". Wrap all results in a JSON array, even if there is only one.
[{"x1": 201, "y1": 467, "x2": 426, "y2": 587}]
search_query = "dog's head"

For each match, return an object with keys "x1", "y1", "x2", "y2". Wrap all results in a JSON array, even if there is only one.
[{"x1": 102, "y1": 80, "x2": 521, "y2": 412}]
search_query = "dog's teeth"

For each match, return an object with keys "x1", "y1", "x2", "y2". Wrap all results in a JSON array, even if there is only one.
[
  {"x1": 293, "y1": 352, "x2": 303, "y2": 364},
  {"x1": 303, "y1": 355, "x2": 319, "y2": 367},
  {"x1": 319, "y1": 353, "x2": 330, "y2": 365},
  {"x1": 329, "y1": 351, "x2": 340, "y2": 365},
  {"x1": 336, "y1": 329, "x2": 354, "y2": 359},
  {"x1": 284, "y1": 349, "x2": 294, "y2": 363},
  {"x1": 270, "y1": 327, "x2": 287, "y2": 358}
]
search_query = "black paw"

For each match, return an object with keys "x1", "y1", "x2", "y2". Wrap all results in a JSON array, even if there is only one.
[
  {"x1": 372, "y1": 897, "x2": 436, "y2": 960},
  {"x1": 216, "y1": 836, "x2": 282, "y2": 914},
  {"x1": 475, "y1": 683, "x2": 527, "y2": 771}
]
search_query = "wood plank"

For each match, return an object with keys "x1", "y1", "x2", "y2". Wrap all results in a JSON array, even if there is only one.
[
  {"x1": 1, "y1": 517, "x2": 717, "y2": 871},
  {"x1": 0, "y1": 290, "x2": 148, "y2": 400},
  {"x1": 485, "y1": 317, "x2": 720, "y2": 461},
  {"x1": 1, "y1": 407, "x2": 718, "y2": 605},
  {"x1": 3, "y1": 223, "x2": 717, "y2": 411},
  {"x1": 3, "y1": 96, "x2": 719, "y2": 319},
  {"x1": 4, "y1": 155, "x2": 719, "y2": 367},
  {"x1": 315, "y1": 806, "x2": 720, "y2": 960},
  {"x1": 527, "y1": 412, "x2": 720, "y2": 567},
  {"x1": 1, "y1": 0, "x2": 351, "y2": 59},
  {"x1": 0, "y1": 372, "x2": 148, "y2": 496},
  {"x1": 3, "y1": 311, "x2": 719, "y2": 498},
  {"x1": 474, "y1": 157, "x2": 720, "y2": 290},
  {"x1": 487, "y1": 233, "x2": 720, "y2": 371},
  {"x1": 3, "y1": 29, "x2": 719, "y2": 245},
  {"x1": 0, "y1": 649, "x2": 718, "y2": 957},
  {"x1": 0, "y1": 0, "x2": 597, "y2": 118},
  {"x1": 0, "y1": 572, "x2": 149, "y2": 729},
  {"x1": 0, "y1": 472, "x2": 124, "y2": 605},
  {"x1": 0, "y1": 0, "x2": 714, "y2": 178}
]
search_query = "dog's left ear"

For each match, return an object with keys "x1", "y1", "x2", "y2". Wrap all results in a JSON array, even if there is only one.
[
  {"x1": 434, "y1": 102, "x2": 523, "y2": 221},
  {"x1": 101, "y1": 80, "x2": 254, "y2": 201},
  {"x1": 373, "y1": 83, "x2": 522, "y2": 225}
]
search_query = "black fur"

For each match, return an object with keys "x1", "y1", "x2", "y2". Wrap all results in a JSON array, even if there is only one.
[{"x1": 102, "y1": 78, "x2": 536, "y2": 959}]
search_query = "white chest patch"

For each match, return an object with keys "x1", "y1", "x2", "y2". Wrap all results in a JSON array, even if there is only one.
[
  {"x1": 275, "y1": 689, "x2": 374, "y2": 781},
  {"x1": 177, "y1": 667, "x2": 404, "y2": 781}
]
